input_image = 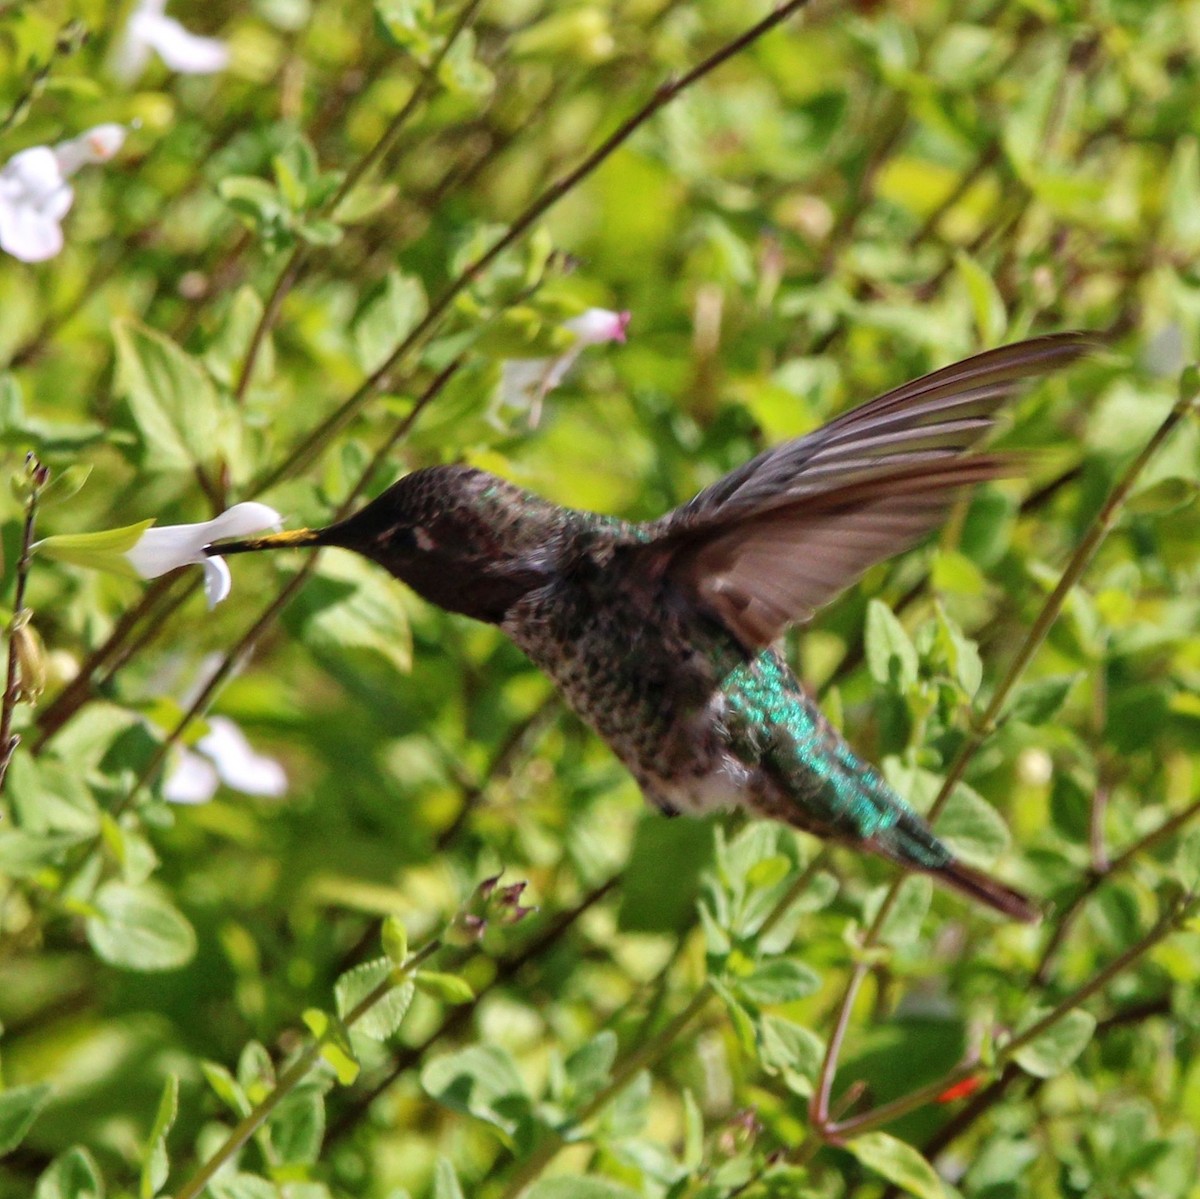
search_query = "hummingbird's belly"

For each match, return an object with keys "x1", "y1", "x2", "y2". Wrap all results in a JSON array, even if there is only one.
[{"x1": 504, "y1": 595, "x2": 743, "y2": 810}]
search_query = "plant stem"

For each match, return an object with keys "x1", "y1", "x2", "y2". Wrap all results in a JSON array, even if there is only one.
[
  {"x1": 251, "y1": 0, "x2": 813, "y2": 494},
  {"x1": 173, "y1": 939, "x2": 439, "y2": 1199},
  {"x1": 0, "y1": 462, "x2": 47, "y2": 794},
  {"x1": 496, "y1": 984, "x2": 714, "y2": 1199},
  {"x1": 808, "y1": 369, "x2": 1198, "y2": 1135}
]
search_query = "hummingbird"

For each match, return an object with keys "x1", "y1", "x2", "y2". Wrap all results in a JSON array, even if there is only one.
[{"x1": 210, "y1": 333, "x2": 1093, "y2": 921}]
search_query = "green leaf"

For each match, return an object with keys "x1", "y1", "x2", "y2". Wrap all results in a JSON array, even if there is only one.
[
  {"x1": 847, "y1": 1131, "x2": 946, "y2": 1199},
  {"x1": 711, "y1": 980, "x2": 758, "y2": 1059},
  {"x1": 1008, "y1": 675, "x2": 1079, "y2": 725},
  {"x1": 6, "y1": 753, "x2": 101, "y2": 836},
  {"x1": 876, "y1": 874, "x2": 931, "y2": 945},
  {"x1": 746, "y1": 853, "x2": 791, "y2": 890},
  {"x1": 602, "y1": 1068, "x2": 650, "y2": 1138},
  {"x1": 333, "y1": 181, "x2": 399, "y2": 225},
  {"x1": 438, "y1": 30, "x2": 494, "y2": 100},
  {"x1": 217, "y1": 176, "x2": 287, "y2": 229},
  {"x1": 1012, "y1": 1008, "x2": 1096, "y2": 1078},
  {"x1": 1165, "y1": 136, "x2": 1200, "y2": 249},
  {"x1": 269, "y1": 1086, "x2": 325, "y2": 1166},
  {"x1": 865, "y1": 599, "x2": 919, "y2": 690},
  {"x1": 353, "y1": 271, "x2": 428, "y2": 373},
  {"x1": 204, "y1": 286, "x2": 271, "y2": 389},
  {"x1": 286, "y1": 553, "x2": 412, "y2": 677},
  {"x1": 40, "y1": 464, "x2": 92, "y2": 507},
  {"x1": 298, "y1": 217, "x2": 344, "y2": 246},
  {"x1": 35, "y1": 521, "x2": 155, "y2": 579},
  {"x1": 207, "y1": 1174, "x2": 278, "y2": 1199},
  {"x1": 421, "y1": 1044, "x2": 529, "y2": 1136},
  {"x1": 1126, "y1": 476, "x2": 1198, "y2": 517},
  {"x1": 936, "y1": 784, "x2": 1011, "y2": 867},
  {"x1": 237, "y1": 1040, "x2": 274, "y2": 1100},
  {"x1": 374, "y1": 0, "x2": 434, "y2": 55},
  {"x1": 433, "y1": 1158, "x2": 465, "y2": 1199},
  {"x1": 34, "y1": 1147, "x2": 104, "y2": 1199},
  {"x1": 953, "y1": 250, "x2": 1006, "y2": 345},
  {"x1": 335, "y1": 957, "x2": 415, "y2": 1039},
  {"x1": 200, "y1": 1062, "x2": 250, "y2": 1117},
  {"x1": 85, "y1": 882, "x2": 197, "y2": 971},
  {"x1": 736, "y1": 958, "x2": 821, "y2": 1006},
  {"x1": 0, "y1": 1083, "x2": 52, "y2": 1156},
  {"x1": 934, "y1": 604, "x2": 983, "y2": 697},
  {"x1": 758, "y1": 1015, "x2": 822, "y2": 1097},
  {"x1": 0, "y1": 830, "x2": 85, "y2": 877},
  {"x1": 381, "y1": 916, "x2": 408, "y2": 965},
  {"x1": 524, "y1": 1180, "x2": 640, "y2": 1199},
  {"x1": 415, "y1": 971, "x2": 475, "y2": 1005},
  {"x1": 1175, "y1": 827, "x2": 1200, "y2": 892},
  {"x1": 112, "y1": 319, "x2": 220, "y2": 475},
  {"x1": 563, "y1": 1031, "x2": 617, "y2": 1105},
  {"x1": 302, "y1": 1009, "x2": 361, "y2": 1085},
  {"x1": 683, "y1": 1089, "x2": 704, "y2": 1168},
  {"x1": 140, "y1": 1074, "x2": 177, "y2": 1198}
]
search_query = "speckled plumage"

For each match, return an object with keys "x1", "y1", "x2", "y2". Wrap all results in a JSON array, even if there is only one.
[{"x1": 214, "y1": 334, "x2": 1095, "y2": 921}]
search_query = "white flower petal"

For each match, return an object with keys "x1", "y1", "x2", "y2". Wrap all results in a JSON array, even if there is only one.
[
  {"x1": 199, "y1": 717, "x2": 287, "y2": 797},
  {"x1": 136, "y1": 12, "x2": 229, "y2": 74},
  {"x1": 53, "y1": 125, "x2": 127, "y2": 176},
  {"x1": 4, "y1": 146, "x2": 67, "y2": 197},
  {"x1": 109, "y1": 27, "x2": 154, "y2": 84},
  {"x1": 163, "y1": 747, "x2": 219, "y2": 804},
  {"x1": 0, "y1": 199, "x2": 65, "y2": 263},
  {"x1": 203, "y1": 556, "x2": 231, "y2": 608},
  {"x1": 499, "y1": 358, "x2": 555, "y2": 407},
  {"x1": 203, "y1": 502, "x2": 283, "y2": 541},
  {"x1": 124, "y1": 502, "x2": 283, "y2": 582}
]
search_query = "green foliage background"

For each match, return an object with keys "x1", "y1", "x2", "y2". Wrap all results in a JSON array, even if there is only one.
[{"x1": 0, "y1": 0, "x2": 1199, "y2": 1196}]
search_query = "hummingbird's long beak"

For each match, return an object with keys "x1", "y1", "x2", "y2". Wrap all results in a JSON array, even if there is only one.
[{"x1": 204, "y1": 527, "x2": 326, "y2": 557}]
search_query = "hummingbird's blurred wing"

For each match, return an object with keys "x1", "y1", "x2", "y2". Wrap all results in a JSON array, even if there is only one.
[{"x1": 641, "y1": 333, "x2": 1094, "y2": 652}]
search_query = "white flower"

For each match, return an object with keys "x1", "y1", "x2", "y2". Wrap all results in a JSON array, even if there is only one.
[
  {"x1": 125, "y1": 502, "x2": 281, "y2": 608},
  {"x1": 164, "y1": 716, "x2": 287, "y2": 804},
  {"x1": 0, "y1": 124, "x2": 126, "y2": 263},
  {"x1": 111, "y1": 0, "x2": 230, "y2": 84},
  {"x1": 498, "y1": 307, "x2": 630, "y2": 426}
]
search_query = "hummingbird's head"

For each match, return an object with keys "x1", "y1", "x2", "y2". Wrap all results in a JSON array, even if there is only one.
[{"x1": 208, "y1": 464, "x2": 557, "y2": 624}]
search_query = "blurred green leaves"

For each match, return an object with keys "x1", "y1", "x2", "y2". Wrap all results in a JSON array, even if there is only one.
[
  {"x1": 0, "y1": 1084, "x2": 52, "y2": 1157},
  {"x1": 84, "y1": 881, "x2": 197, "y2": 971}
]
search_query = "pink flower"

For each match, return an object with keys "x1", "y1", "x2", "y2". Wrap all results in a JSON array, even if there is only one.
[{"x1": 498, "y1": 307, "x2": 630, "y2": 425}]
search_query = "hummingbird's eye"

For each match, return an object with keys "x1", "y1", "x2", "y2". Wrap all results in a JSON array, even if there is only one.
[{"x1": 383, "y1": 524, "x2": 435, "y2": 552}]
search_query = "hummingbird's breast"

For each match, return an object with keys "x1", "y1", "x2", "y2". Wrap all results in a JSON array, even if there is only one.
[{"x1": 502, "y1": 540, "x2": 744, "y2": 811}]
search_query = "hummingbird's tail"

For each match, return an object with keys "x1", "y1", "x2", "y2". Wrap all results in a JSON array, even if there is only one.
[
  {"x1": 205, "y1": 528, "x2": 327, "y2": 557},
  {"x1": 927, "y1": 857, "x2": 1041, "y2": 924},
  {"x1": 868, "y1": 808, "x2": 1041, "y2": 923}
]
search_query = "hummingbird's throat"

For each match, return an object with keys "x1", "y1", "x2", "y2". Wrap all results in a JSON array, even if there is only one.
[{"x1": 205, "y1": 527, "x2": 323, "y2": 557}]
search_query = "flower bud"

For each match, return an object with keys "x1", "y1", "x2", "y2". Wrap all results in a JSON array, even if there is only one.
[{"x1": 11, "y1": 617, "x2": 46, "y2": 705}]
